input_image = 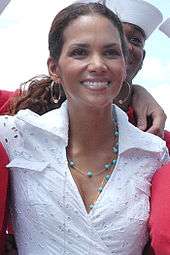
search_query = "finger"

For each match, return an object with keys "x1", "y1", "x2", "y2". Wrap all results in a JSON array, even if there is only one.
[
  {"x1": 147, "y1": 125, "x2": 164, "y2": 138},
  {"x1": 146, "y1": 116, "x2": 164, "y2": 138},
  {"x1": 136, "y1": 114, "x2": 147, "y2": 131}
]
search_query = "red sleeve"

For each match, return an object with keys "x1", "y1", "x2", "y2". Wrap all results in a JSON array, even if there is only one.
[
  {"x1": 0, "y1": 90, "x2": 14, "y2": 115},
  {"x1": 148, "y1": 163, "x2": 170, "y2": 255},
  {"x1": 127, "y1": 106, "x2": 136, "y2": 125},
  {"x1": 0, "y1": 143, "x2": 9, "y2": 255},
  {"x1": 164, "y1": 131, "x2": 170, "y2": 154}
]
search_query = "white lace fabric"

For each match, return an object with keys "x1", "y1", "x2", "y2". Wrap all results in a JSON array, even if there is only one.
[{"x1": 0, "y1": 102, "x2": 169, "y2": 255}]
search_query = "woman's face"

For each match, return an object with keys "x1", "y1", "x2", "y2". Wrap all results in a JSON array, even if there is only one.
[
  {"x1": 123, "y1": 23, "x2": 146, "y2": 82},
  {"x1": 49, "y1": 15, "x2": 126, "y2": 109}
]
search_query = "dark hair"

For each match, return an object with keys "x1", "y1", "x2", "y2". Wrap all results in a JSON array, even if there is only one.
[{"x1": 10, "y1": 2, "x2": 127, "y2": 115}]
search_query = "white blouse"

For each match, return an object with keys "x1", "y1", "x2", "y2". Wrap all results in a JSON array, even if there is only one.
[{"x1": 0, "y1": 102, "x2": 168, "y2": 255}]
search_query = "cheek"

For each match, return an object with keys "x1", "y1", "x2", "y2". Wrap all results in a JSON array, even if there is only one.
[
  {"x1": 59, "y1": 61, "x2": 83, "y2": 83},
  {"x1": 111, "y1": 62, "x2": 126, "y2": 94},
  {"x1": 134, "y1": 48, "x2": 144, "y2": 63},
  {"x1": 115, "y1": 61, "x2": 126, "y2": 80}
]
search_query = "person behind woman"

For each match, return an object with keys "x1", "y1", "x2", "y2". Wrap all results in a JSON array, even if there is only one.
[
  {"x1": 0, "y1": 2, "x2": 169, "y2": 254},
  {"x1": 95, "y1": 0, "x2": 170, "y2": 150}
]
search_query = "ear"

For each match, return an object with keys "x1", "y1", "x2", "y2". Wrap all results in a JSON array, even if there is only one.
[
  {"x1": 142, "y1": 49, "x2": 146, "y2": 61},
  {"x1": 140, "y1": 49, "x2": 146, "y2": 69},
  {"x1": 47, "y1": 57, "x2": 61, "y2": 83},
  {"x1": 141, "y1": 49, "x2": 146, "y2": 65}
]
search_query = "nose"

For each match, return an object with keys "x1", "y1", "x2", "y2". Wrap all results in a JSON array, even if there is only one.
[
  {"x1": 87, "y1": 54, "x2": 108, "y2": 73},
  {"x1": 127, "y1": 43, "x2": 134, "y2": 63}
]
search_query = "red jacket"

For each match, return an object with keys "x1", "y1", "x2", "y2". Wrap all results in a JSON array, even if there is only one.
[
  {"x1": 149, "y1": 163, "x2": 170, "y2": 255},
  {"x1": 0, "y1": 90, "x2": 13, "y2": 254},
  {"x1": 0, "y1": 143, "x2": 9, "y2": 254}
]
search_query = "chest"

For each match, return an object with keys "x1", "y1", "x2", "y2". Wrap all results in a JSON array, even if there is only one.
[{"x1": 9, "y1": 155, "x2": 152, "y2": 255}]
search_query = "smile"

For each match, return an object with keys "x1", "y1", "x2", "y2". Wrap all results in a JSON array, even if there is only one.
[{"x1": 81, "y1": 81, "x2": 111, "y2": 89}]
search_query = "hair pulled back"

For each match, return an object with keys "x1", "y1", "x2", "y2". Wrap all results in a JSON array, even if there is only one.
[{"x1": 11, "y1": 2, "x2": 127, "y2": 115}]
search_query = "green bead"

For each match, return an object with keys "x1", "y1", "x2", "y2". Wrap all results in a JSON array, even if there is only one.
[
  {"x1": 104, "y1": 163, "x2": 111, "y2": 170},
  {"x1": 105, "y1": 174, "x2": 110, "y2": 181},
  {"x1": 69, "y1": 160, "x2": 74, "y2": 167},
  {"x1": 98, "y1": 186, "x2": 103, "y2": 193},
  {"x1": 112, "y1": 159, "x2": 117, "y2": 165},
  {"x1": 115, "y1": 131, "x2": 119, "y2": 136},
  {"x1": 89, "y1": 204, "x2": 94, "y2": 209},
  {"x1": 87, "y1": 171, "x2": 93, "y2": 177},
  {"x1": 112, "y1": 147, "x2": 118, "y2": 153}
]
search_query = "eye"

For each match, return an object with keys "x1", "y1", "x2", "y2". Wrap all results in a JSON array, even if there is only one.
[
  {"x1": 129, "y1": 37, "x2": 143, "y2": 47},
  {"x1": 103, "y1": 48, "x2": 121, "y2": 58},
  {"x1": 69, "y1": 48, "x2": 88, "y2": 58}
]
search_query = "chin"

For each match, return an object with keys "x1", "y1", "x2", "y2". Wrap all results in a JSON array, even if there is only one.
[{"x1": 85, "y1": 98, "x2": 114, "y2": 109}]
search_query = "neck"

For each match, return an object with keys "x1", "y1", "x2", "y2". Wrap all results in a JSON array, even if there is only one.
[{"x1": 67, "y1": 102, "x2": 116, "y2": 156}]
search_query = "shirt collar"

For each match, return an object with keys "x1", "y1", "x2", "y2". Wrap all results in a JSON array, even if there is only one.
[
  {"x1": 115, "y1": 105, "x2": 166, "y2": 154},
  {"x1": 16, "y1": 101, "x2": 166, "y2": 153},
  {"x1": 16, "y1": 101, "x2": 69, "y2": 146}
]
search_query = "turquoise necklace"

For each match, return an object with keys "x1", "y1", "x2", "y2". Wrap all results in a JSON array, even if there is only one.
[{"x1": 68, "y1": 108, "x2": 119, "y2": 210}]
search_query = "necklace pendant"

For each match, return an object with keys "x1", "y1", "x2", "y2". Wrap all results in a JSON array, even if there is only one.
[
  {"x1": 89, "y1": 204, "x2": 94, "y2": 209},
  {"x1": 68, "y1": 160, "x2": 74, "y2": 167},
  {"x1": 87, "y1": 171, "x2": 93, "y2": 177}
]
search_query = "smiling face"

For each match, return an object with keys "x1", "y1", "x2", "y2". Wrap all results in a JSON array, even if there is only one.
[
  {"x1": 48, "y1": 14, "x2": 126, "y2": 109},
  {"x1": 123, "y1": 22, "x2": 146, "y2": 82}
]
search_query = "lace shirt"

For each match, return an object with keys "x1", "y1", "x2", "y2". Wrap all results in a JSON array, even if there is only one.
[{"x1": 0, "y1": 102, "x2": 168, "y2": 255}]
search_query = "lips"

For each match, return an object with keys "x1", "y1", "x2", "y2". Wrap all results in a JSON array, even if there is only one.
[{"x1": 80, "y1": 80, "x2": 111, "y2": 89}]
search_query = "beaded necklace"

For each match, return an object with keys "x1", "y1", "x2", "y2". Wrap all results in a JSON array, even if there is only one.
[{"x1": 67, "y1": 108, "x2": 119, "y2": 210}]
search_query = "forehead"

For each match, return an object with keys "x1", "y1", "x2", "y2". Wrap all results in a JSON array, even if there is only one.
[
  {"x1": 62, "y1": 14, "x2": 121, "y2": 46},
  {"x1": 123, "y1": 22, "x2": 146, "y2": 39}
]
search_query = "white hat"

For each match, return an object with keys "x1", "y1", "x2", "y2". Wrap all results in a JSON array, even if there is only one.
[
  {"x1": 76, "y1": 0, "x2": 163, "y2": 39},
  {"x1": 106, "y1": 0, "x2": 163, "y2": 38},
  {"x1": 0, "y1": 0, "x2": 10, "y2": 15},
  {"x1": 159, "y1": 18, "x2": 170, "y2": 38}
]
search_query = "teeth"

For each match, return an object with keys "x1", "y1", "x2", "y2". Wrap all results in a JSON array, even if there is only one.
[{"x1": 81, "y1": 81, "x2": 111, "y2": 88}]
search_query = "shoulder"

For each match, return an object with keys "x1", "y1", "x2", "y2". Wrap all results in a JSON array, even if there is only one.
[
  {"x1": 0, "y1": 114, "x2": 23, "y2": 157},
  {"x1": 0, "y1": 114, "x2": 16, "y2": 137},
  {"x1": 115, "y1": 105, "x2": 168, "y2": 158},
  {"x1": 152, "y1": 163, "x2": 170, "y2": 189},
  {"x1": 0, "y1": 90, "x2": 14, "y2": 101}
]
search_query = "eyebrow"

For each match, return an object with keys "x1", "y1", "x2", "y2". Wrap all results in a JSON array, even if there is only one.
[
  {"x1": 70, "y1": 43, "x2": 120, "y2": 48},
  {"x1": 103, "y1": 43, "x2": 121, "y2": 49}
]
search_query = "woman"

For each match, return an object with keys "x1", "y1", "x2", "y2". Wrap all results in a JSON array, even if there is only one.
[{"x1": 0, "y1": 3, "x2": 168, "y2": 254}]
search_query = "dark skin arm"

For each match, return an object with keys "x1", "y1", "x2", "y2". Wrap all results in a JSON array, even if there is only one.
[
  {"x1": 114, "y1": 83, "x2": 166, "y2": 138},
  {"x1": 131, "y1": 85, "x2": 166, "y2": 137}
]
